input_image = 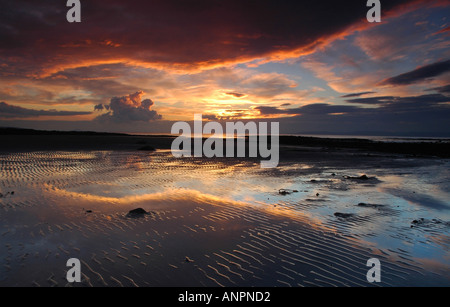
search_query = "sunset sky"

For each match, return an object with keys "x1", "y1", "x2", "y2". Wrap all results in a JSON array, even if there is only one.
[{"x1": 0, "y1": 0, "x2": 449, "y2": 135}]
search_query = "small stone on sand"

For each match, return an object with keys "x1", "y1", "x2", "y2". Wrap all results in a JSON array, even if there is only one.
[
  {"x1": 334, "y1": 212, "x2": 354, "y2": 219},
  {"x1": 130, "y1": 208, "x2": 148, "y2": 214}
]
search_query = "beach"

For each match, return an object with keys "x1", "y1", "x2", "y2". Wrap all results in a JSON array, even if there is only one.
[
  {"x1": 2, "y1": 0, "x2": 449, "y2": 290},
  {"x1": 0, "y1": 132, "x2": 449, "y2": 287}
]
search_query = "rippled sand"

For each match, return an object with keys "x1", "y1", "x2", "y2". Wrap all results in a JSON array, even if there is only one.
[{"x1": 0, "y1": 150, "x2": 449, "y2": 287}]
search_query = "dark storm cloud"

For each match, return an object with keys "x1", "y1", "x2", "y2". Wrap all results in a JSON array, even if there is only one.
[
  {"x1": 38, "y1": 64, "x2": 147, "y2": 100},
  {"x1": 0, "y1": 0, "x2": 418, "y2": 76},
  {"x1": 95, "y1": 91, "x2": 162, "y2": 123},
  {"x1": 255, "y1": 104, "x2": 360, "y2": 116},
  {"x1": 255, "y1": 106, "x2": 290, "y2": 115},
  {"x1": 341, "y1": 92, "x2": 376, "y2": 98},
  {"x1": 346, "y1": 94, "x2": 450, "y2": 106},
  {"x1": 202, "y1": 114, "x2": 220, "y2": 121},
  {"x1": 0, "y1": 102, "x2": 91, "y2": 118},
  {"x1": 257, "y1": 94, "x2": 450, "y2": 117},
  {"x1": 94, "y1": 104, "x2": 105, "y2": 111},
  {"x1": 256, "y1": 94, "x2": 450, "y2": 135},
  {"x1": 345, "y1": 96, "x2": 397, "y2": 104},
  {"x1": 381, "y1": 59, "x2": 450, "y2": 86},
  {"x1": 426, "y1": 84, "x2": 450, "y2": 94}
]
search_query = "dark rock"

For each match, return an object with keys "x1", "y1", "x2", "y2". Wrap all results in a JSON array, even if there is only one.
[
  {"x1": 126, "y1": 208, "x2": 151, "y2": 218},
  {"x1": 129, "y1": 208, "x2": 148, "y2": 215},
  {"x1": 344, "y1": 174, "x2": 374, "y2": 180},
  {"x1": 411, "y1": 218, "x2": 449, "y2": 228},
  {"x1": 85, "y1": 210, "x2": 93, "y2": 213},
  {"x1": 412, "y1": 218, "x2": 425, "y2": 225},
  {"x1": 279, "y1": 189, "x2": 290, "y2": 195},
  {"x1": 279, "y1": 189, "x2": 298, "y2": 195},
  {"x1": 357, "y1": 203, "x2": 384, "y2": 209},
  {"x1": 334, "y1": 212, "x2": 354, "y2": 219},
  {"x1": 316, "y1": 193, "x2": 320, "y2": 197},
  {"x1": 0, "y1": 191, "x2": 15, "y2": 197}
]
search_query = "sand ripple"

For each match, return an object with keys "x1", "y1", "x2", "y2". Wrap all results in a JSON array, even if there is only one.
[{"x1": 0, "y1": 151, "x2": 449, "y2": 286}]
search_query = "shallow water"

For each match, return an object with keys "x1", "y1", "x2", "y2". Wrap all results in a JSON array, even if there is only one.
[{"x1": 0, "y1": 150, "x2": 449, "y2": 286}]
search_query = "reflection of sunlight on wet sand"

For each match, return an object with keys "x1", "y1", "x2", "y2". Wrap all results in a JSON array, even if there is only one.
[
  {"x1": 45, "y1": 183, "x2": 329, "y2": 226},
  {"x1": 45, "y1": 183, "x2": 176, "y2": 204},
  {"x1": 412, "y1": 258, "x2": 450, "y2": 277},
  {"x1": 50, "y1": 183, "x2": 370, "y2": 256},
  {"x1": 1, "y1": 151, "x2": 450, "y2": 286},
  {"x1": 43, "y1": 175, "x2": 351, "y2": 239},
  {"x1": 37, "y1": 152, "x2": 449, "y2": 259},
  {"x1": 378, "y1": 174, "x2": 450, "y2": 214}
]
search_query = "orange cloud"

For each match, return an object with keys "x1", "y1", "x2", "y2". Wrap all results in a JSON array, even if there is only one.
[{"x1": 0, "y1": 0, "x2": 430, "y2": 78}]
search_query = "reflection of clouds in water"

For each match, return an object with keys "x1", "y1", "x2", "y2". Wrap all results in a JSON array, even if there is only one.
[
  {"x1": 379, "y1": 170, "x2": 450, "y2": 214},
  {"x1": 1, "y1": 150, "x2": 449, "y2": 280},
  {"x1": 383, "y1": 188, "x2": 449, "y2": 211}
]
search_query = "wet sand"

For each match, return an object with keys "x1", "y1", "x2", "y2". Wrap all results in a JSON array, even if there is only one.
[{"x1": 0, "y1": 133, "x2": 449, "y2": 287}]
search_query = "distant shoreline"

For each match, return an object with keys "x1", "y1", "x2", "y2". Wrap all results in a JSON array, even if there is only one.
[
  {"x1": 0, "y1": 127, "x2": 171, "y2": 138},
  {"x1": 2, "y1": 127, "x2": 450, "y2": 140},
  {"x1": 0, "y1": 127, "x2": 449, "y2": 158}
]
